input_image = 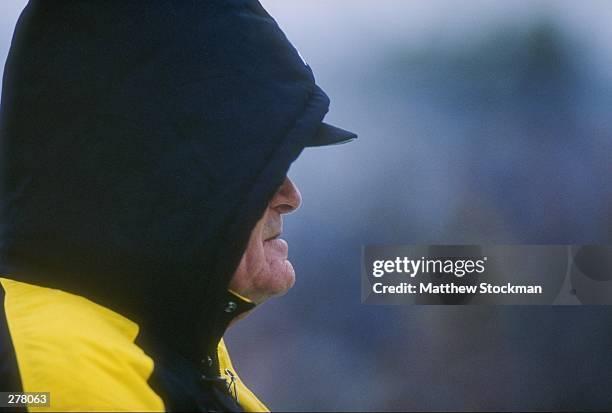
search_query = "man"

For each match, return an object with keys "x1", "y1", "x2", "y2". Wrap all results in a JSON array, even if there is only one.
[{"x1": 0, "y1": 1, "x2": 355, "y2": 411}]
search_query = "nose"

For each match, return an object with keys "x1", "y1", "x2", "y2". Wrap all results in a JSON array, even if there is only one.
[{"x1": 270, "y1": 177, "x2": 302, "y2": 214}]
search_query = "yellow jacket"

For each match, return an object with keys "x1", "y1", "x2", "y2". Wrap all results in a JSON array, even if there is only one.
[{"x1": 0, "y1": 277, "x2": 269, "y2": 412}]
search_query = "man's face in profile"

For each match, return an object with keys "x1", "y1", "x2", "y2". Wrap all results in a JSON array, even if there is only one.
[{"x1": 229, "y1": 177, "x2": 302, "y2": 304}]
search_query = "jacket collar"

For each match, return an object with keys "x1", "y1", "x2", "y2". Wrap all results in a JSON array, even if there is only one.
[{"x1": 200, "y1": 290, "x2": 256, "y2": 378}]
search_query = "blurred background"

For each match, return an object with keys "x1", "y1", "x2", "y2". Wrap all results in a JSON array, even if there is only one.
[{"x1": 2, "y1": 1, "x2": 611, "y2": 411}]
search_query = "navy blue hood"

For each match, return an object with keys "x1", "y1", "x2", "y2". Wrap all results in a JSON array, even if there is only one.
[{"x1": 0, "y1": 0, "x2": 346, "y2": 362}]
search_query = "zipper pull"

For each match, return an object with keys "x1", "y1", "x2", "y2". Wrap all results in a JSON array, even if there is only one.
[{"x1": 224, "y1": 368, "x2": 239, "y2": 404}]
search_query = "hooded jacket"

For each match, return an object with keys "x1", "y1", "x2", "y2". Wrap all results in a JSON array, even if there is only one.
[{"x1": 0, "y1": 1, "x2": 354, "y2": 411}]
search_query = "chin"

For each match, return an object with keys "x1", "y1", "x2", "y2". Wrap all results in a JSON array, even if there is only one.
[{"x1": 258, "y1": 258, "x2": 296, "y2": 299}]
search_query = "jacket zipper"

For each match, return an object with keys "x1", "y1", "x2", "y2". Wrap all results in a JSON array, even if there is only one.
[{"x1": 201, "y1": 352, "x2": 239, "y2": 404}]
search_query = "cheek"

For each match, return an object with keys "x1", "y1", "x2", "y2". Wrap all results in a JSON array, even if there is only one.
[
  {"x1": 250, "y1": 240, "x2": 295, "y2": 294},
  {"x1": 233, "y1": 238, "x2": 294, "y2": 290},
  {"x1": 230, "y1": 222, "x2": 296, "y2": 301}
]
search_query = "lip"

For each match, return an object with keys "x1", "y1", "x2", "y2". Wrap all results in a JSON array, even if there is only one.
[
  {"x1": 264, "y1": 237, "x2": 288, "y2": 256},
  {"x1": 264, "y1": 232, "x2": 282, "y2": 242}
]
